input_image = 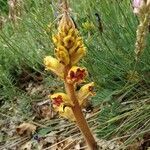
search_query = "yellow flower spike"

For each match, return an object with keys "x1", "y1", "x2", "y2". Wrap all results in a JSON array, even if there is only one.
[
  {"x1": 44, "y1": 56, "x2": 64, "y2": 78},
  {"x1": 50, "y1": 92, "x2": 73, "y2": 107},
  {"x1": 60, "y1": 25, "x2": 68, "y2": 35},
  {"x1": 77, "y1": 82, "x2": 95, "y2": 106},
  {"x1": 71, "y1": 47, "x2": 86, "y2": 65},
  {"x1": 66, "y1": 66, "x2": 88, "y2": 84}
]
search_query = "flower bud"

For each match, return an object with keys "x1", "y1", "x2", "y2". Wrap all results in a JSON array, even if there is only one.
[
  {"x1": 44, "y1": 56, "x2": 64, "y2": 78},
  {"x1": 58, "y1": 13, "x2": 75, "y2": 32}
]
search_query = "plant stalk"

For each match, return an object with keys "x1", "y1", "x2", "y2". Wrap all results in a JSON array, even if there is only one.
[{"x1": 64, "y1": 66, "x2": 98, "y2": 150}]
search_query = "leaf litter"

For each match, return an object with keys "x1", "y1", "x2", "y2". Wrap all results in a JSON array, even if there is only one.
[{"x1": 0, "y1": 69, "x2": 127, "y2": 150}]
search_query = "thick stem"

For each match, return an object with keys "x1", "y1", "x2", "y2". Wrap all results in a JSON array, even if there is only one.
[{"x1": 64, "y1": 66, "x2": 98, "y2": 150}]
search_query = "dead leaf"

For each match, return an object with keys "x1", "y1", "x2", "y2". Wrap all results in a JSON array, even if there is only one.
[
  {"x1": 32, "y1": 100, "x2": 55, "y2": 120},
  {"x1": 40, "y1": 105, "x2": 52, "y2": 119},
  {"x1": 20, "y1": 140, "x2": 43, "y2": 150},
  {"x1": 16, "y1": 123, "x2": 36, "y2": 137}
]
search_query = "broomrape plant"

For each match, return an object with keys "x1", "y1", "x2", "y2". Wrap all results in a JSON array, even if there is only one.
[{"x1": 44, "y1": 0, "x2": 98, "y2": 149}]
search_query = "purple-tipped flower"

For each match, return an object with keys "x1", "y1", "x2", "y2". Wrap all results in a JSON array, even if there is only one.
[{"x1": 132, "y1": 0, "x2": 143, "y2": 14}]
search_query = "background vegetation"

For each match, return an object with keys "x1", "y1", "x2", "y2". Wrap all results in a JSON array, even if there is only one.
[{"x1": 0, "y1": 0, "x2": 150, "y2": 149}]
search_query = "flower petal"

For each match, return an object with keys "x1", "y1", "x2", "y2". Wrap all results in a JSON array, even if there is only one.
[
  {"x1": 77, "y1": 82, "x2": 95, "y2": 106},
  {"x1": 55, "y1": 45, "x2": 70, "y2": 65},
  {"x1": 59, "y1": 106, "x2": 75, "y2": 121},
  {"x1": 50, "y1": 93, "x2": 73, "y2": 106},
  {"x1": 44, "y1": 56, "x2": 64, "y2": 78},
  {"x1": 69, "y1": 37, "x2": 83, "y2": 55},
  {"x1": 52, "y1": 103, "x2": 75, "y2": 121},
  {"x1": 64, "y1": 35, "x2": 75, "y2": 49},
  {"x1": 71, "y1": 47, "x2": 86, "y2": 65},
  {"x1": 66, "y1": 66, "x2": 88, "y2": 84}
]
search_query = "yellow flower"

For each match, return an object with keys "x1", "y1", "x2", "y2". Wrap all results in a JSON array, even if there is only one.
[
  {"x1": 66, "y1": 66, "x2": 88, "y2": 84},
  {"x1": 44, "y1": 56, "x2": 64, "y2": 78},
  {"x1": 68, "y1": 28, "x2": 76, "y2": 37},
  {"x1": 55, "y1": 47, "x2": 70, "y2": 65},
  {"x1": 63, "y1": 35, "x2": 75, "y2": 49},
  {"x1": 71, "y1": 47, "x2": 86, "y2": 65},
  {"x1": 59, "y1": 105, "x2": 75, "y2": 121},
  {"x1": 50, "y1": 93, "x2": 73, "y2": 107},
  {"x1": 50, "y1": 93, "x2": 75, "y2": 121},
  {"x1": 77, "y1": 82, "x2": 95, "y2": 106},
  {"x1": 69, "y1": 37, "x2": 84, "y2": 55}
]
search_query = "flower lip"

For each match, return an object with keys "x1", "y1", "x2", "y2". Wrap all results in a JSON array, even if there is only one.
[
  {"x1": 52, "y1": 95, "x2": 63, "y2": 106},
  {"x1": 69, "y1": 67, "x2": 87, "y2": 83}
]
